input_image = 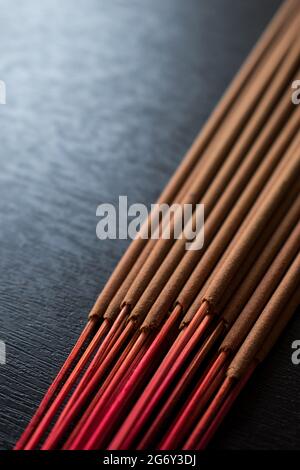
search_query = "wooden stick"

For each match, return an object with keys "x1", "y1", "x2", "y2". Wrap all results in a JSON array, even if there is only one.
[
  {"x1": 23, "y1": 306, "x2": 128, "y2": 449},
  {"x1": 41, "y1": 317, "x2": 135, "y2": 449},
  {"x1": 107, "y1": 145, "x2": 300, "y2": 448},
  {"x1": 138, "y1": 322, "x2": 225, "y2": 449},
  {"x1": 159, "y1": 352, "x2": 229, "y2": 450},
  {"x1": 14, "y1": 319, "x2": 96, "y2": 449},
  {"x1": 137, "y1": 186, "x2": 300, "y2": 448},
  {"x1": 197, "y1": 288, "x2": 300, "y2": 449},
  {"x1": 74, "y1": 306, "x2": 183, "y2": 450}
]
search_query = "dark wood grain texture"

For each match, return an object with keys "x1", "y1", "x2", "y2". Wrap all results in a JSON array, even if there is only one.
[{"x1": 0, "y1": 0, "x2": 299, "y2": 450}]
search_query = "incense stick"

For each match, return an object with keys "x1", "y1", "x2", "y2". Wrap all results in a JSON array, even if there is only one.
[
  {"x1": 134, "y1": 85, "x2": 298, "y2": 333},
  {"x1": 192, "y1": 287, "x2": 300, "y2": 449},
  {"x1": 138, "y1": 189, "x2": 300, "y2": 448},
  {"x1": 100, "y1": 0, "x2": 300, "y2": 325},
  {"x1": 14, "y1": 319, "x2": 96, "y2": 450},
  {"x1": 107, "y1": 15, "x2": 300, "y2": 327},
  {"x1": 16, "y1": 0, "x2": 300, "y2": 451}
]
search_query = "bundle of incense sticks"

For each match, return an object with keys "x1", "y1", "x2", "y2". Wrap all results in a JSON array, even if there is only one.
[{"x1": 16, "y1": 0, "x2": 300, "y2": 450}]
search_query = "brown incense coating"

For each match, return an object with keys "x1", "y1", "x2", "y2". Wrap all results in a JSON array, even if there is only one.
[
  {"x1": 172, "y1": 1, "x2": 300, "y2": 214},
  {"x1": 103, "y1": 19, "x2": 300, "y2": 323},
  {"x1": 227, "y1": 252, "x2": 300, "y2": 379},
  {"x1": 89, "y1": 2, "x2": 300, "y2": 320},
  {"x1": 180, "y1": 206, "x2": 278, "y2": 328},
  {"x1": 142, "y1": 132, "x2": 300, "y2": 329},
  {"x1": 181, "y1": 186, "x2": 300, "y2": 328},
  {"x1": 220, "y1": 221, "x2": 300, "y2": 353},
  {"x1": 184, "y1": 179, "x2": 300, "y2": 327},
  {"x1": 202, "y1": 39, "x2": 300, "y2": 209},
  {"x1": 141, "y1": 113, "x2": 300, "y2": 329},
  {"x1": 256, "y1": 288, "x2": 300, "y2": 363},
  {"x1": 86, "y1": 0, "x2": 299, "y2": 316},
  {"x1": 172, "y1": 0, "x2": 300, "y2": 207},
  {"x1": 103, "y1": 236, "x2": 156, "y2": 321},
  {"x1": 218, "y1": 187, "x2": 300, "y2": 317},
  {"x1": 182, "y1": 121, "x2": 300, "y2": 311},
  {"x1": 108, "y1": 80, "x2": 295, "y2": 324},
  {"x1": 128, "y1": 79, "x2": 297, "y2": 325},
  {"x1": 220, "y1": 191, "x2": 300, "y2": 327},
  {"x1": 164, "y1": 0, "x2": 300, "y2": 211},
  {"x1": 174, "y1": 92, "x2": 299, "y2": 309},
  {"x1": 202, "y1": 136, "x2": 300, "y2": 311},
  {"x1": 173, "y1": 0, "x2": 300, "y2": 207}
]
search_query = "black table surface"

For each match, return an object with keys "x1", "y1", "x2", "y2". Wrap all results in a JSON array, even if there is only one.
[{"x1": 0, "y1": 0, "x2": 299, "y2": 451}]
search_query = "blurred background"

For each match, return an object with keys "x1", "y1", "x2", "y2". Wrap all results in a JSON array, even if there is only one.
[{"x1": 0, "y1": 0, "x2": 298, "y2": 450}]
